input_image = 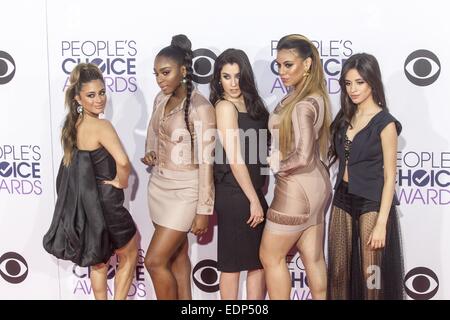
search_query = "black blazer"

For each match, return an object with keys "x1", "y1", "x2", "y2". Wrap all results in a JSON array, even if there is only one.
[{"x1": 334, "y1": 110, "x2": 402, "y2": 204}]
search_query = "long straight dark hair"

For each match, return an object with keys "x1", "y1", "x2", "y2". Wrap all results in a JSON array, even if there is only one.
[
  {"x1": 209, "y1": 48, "x2": 269, "y2": 120},
  {"x1": 328, "y1": 53, "x2": 389, "y2": 166}
]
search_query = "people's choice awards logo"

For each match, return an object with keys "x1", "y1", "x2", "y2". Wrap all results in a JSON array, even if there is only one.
[
  {"x1": 61, "y1": 40, "x2": 137, "y2": 93},
  {"x1": 192, "y1": 259, "x2": 219, "y2": 293},
  {"x1": 404, "y1": 50, "x2": 440, "y2": 86},
  {"x1": 397, "y1": 151, "x2": 449, "y2": 205},
  {"x1": 192, "y1": 49, "x2": 217, "y2": 84},
  {"x1": 0, "y1": 145, "x2": 42, "y2": 196},
  {"x1": 0, "y1": 51, "x2": 16, "y2": 85},
  {"x1": 404, "y1": 267, "x2": 439, "y2": 300},
  {"x1": 269, "y1": 39, "x2": 354, "y2": 96},
  {"x1": 0, "y1": 252, "x2": 29, "y2": 284}
]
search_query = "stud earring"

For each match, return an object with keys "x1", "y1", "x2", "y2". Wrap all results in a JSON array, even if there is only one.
[
  {"x1": 181, "y1": 77, "x2": 187, "y2": 84},
  {"x1": 76, "y1": 105, "x2": 83, "y2": 114}
]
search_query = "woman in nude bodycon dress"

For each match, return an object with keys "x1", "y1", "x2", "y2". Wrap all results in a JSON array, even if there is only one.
[{"x1": 259, "y1": 34, "x2": 332, "y2": 300}]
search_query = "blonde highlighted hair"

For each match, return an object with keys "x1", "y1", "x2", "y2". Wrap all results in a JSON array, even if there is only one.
[{"x1": 276, "y1": 34, "x2": 332, "y2": 162}]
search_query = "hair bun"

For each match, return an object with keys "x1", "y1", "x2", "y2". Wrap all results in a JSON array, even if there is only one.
[{"x1": 171, "y1": 34, "x2": 192, "y2": 52}]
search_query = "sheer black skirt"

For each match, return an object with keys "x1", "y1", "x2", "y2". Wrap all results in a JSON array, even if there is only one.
[{"x1": 327, "y1": 181, "x2": 405, "y2": 300}]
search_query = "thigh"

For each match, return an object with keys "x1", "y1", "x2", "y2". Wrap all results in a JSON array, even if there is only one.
[
  {"x1": 146, "y1": 224, "x2": 188, "y2": 263},
  {"x1": 327, "y1": 206, "x2": 352, "y2": 264},
  {"x1": 296, "y1": 223, "x2": 324, "y2": 263},
  {"x1": 260, "y1": 227, "x2": 302, "y2": 261},
  {"x1": 359, "y1": 211, "x2": 382, "y2": 278}
]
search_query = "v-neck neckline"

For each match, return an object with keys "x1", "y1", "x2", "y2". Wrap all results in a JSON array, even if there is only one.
[{"x1": 345, "y1": 110, "x2": 384, "y2": 143}]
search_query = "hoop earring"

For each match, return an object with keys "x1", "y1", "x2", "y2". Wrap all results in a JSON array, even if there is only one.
[{"x1": 76, "y1": 105, "x2": 83, "y2": 114}]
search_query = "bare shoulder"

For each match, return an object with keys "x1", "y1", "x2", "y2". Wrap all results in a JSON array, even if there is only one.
[
  {"x1": 215, "y1": 100, "x2": 236, "y2": 113},
  {"x1": 96, "y1": 119, "x2": 117, "y2": 134}
]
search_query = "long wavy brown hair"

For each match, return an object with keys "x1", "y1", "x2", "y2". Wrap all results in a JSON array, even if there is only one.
[
  {"x1": 61, "y1": 63, "x2": 104, "y2": 166},
  {"x1": 276, "y1": 34, "x2": 332, "y2": 162},
  {"x1": 328, "y1": 53, "x2": 388, "y2": 167}
]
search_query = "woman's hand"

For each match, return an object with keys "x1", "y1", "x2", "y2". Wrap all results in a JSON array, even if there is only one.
[
  {"x1": 367, "y1": 222, "x2": 387, "y2": 250},
  {"x1": 247, "y1": 198, "x2": 265, "y2": 228},
  {"x1": 103, "y1": 176, "x2": 126, "y2": 189},
  {"x1": 141, "y1": 151, "x2": 157, "y2": 166},
  {"x1": 191, "y1": 214, "x2": 209, "y2": 236}
]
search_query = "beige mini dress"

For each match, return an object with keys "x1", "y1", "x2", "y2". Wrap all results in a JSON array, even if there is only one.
[{"x1": 266, "y1": 95, "x2": 332, "y2": 234}]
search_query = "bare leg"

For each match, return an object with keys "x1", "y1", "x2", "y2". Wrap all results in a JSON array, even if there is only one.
[
  {"x1": 246, "y1": 268, "x2": 266, "y2": 300},
  {"x1": 170, "y1": 237, "x2": 192, "y2": 300},
  {"x1": 296, "y1": 223, "x2": 327, "y2": 300},
  {"x1": 359, "y1": 211, "x2": 382, "y2": 300},
  {"x1": 90, "y1": 262, "x2": 108, "y2": 300},
  {"x1": 220, "y1": 272, "x2": 240, "y2": 300},
  {"x1": 114, "y1": 233, "x2": 139, "y2": 300},
  {"x1": 259, "y1": 228, "x2": 301, "y2": 300},
  {"x1": 144, "y1": 224, "x2": 188, "y2": 300},
  {"x1": 327, "y1": 207, "x2": 352, "y2": 300}
]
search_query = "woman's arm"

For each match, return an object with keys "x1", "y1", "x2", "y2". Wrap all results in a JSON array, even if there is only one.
[
  {"x1": 216, "y1": 101, "x2": 264, "y2": 228},
  {"x1": 270, "y1": 100, "x2": 317, "y2": 175},
  {"x1": 142, "y1": 94, "x2": 161, "y2": 166},
  {"x1": 190, "y1": 100, "x2": 216, "y2": 236},
  {"x1": 98, "y1": 120, "x2": 130, "y2": 188},
  {"x1": 367, "y1": 122, "x2": 398, "y2": 249}
]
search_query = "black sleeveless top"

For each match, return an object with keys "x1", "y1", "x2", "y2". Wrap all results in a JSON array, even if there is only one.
[
  {"x1": 214, "y1": 104, "x2": 269, "y2": 190},
  {"x1": 334, "y1": 110, "x2": 402, "y2": 204}
]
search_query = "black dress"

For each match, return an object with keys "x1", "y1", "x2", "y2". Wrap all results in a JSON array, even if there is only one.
[
  {"x1": 214, "y1": 108, "x2": 269, "y2": 272},
  {"x1": 43, "y1": 147, "x2": 136, "y2": 267}
]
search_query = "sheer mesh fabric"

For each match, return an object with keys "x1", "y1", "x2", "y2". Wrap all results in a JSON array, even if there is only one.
[
  {"x1": 327, "y1": 206, "x2": 352, "y2": 299},
  {"x1": 327, "y1": 183, "x2": 405, "y2": 300}
]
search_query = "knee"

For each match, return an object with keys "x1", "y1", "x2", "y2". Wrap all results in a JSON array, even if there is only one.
[
  {"x1": 144, "y1": 253, "x2": 165, "y2": 273},
  {"x1": 259, "y1": 248, "x2": 282, "y2": 269},
  {"x1": 174, "y1": 250, "x2": 190, "y2": 265},
  {"x1": 117, "y1": 247, "x2": 138, "y2": 267},
  {"x1": 91, "y1": 263, "x2": 108, "y2": 274},
  {"x1": 300, "y1": 251, "x2": 324, "y2": 267}
]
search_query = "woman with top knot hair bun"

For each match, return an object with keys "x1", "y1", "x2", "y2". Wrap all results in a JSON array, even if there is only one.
[{"x1": 142, "y1": 35, "x2": 216, "y2": 300}]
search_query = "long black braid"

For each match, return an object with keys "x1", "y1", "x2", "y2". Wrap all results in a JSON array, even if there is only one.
[{"x1": 183, "y1": 50, "x2": 194, "y2": 145}]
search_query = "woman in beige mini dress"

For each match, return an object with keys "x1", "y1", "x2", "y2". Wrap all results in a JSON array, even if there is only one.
[
  {"x1": 142, "y1": 35, "x2": 216, "y2": 300},
  {"x1": 260, "y1": 34, "x2": 332, "y2": 300}
]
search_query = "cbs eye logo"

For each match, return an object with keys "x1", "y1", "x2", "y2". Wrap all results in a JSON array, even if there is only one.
[
  {"x1": 404, "y1": 267, "x2": 439, "y2": 300},
  {"x1": 192, "y1": 49, "x2": 217, "y2": 84},
  {"x1": 192, "y1": 259, "x2": 219, "y2": 293},
  {"x1": 0, "y1": 51, "x2": 16, "y2": 85},
  {"x1": 404, "y1": 50, "x2": 440, "y2": 86},
  {"x1": 0, "y1": 252, "x2": 29, "y2": 284}
]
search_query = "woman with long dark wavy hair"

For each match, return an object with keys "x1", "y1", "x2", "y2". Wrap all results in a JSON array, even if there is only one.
[
  {"x1": 327, "y1": 53, "x2": 404, "y2": 300},
  {"x1": 142, "y1": 35, "x2": 216, "y2": 300},
  {"x1": 210, "y1": 48, "x2": 269, "y2": 299}
]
